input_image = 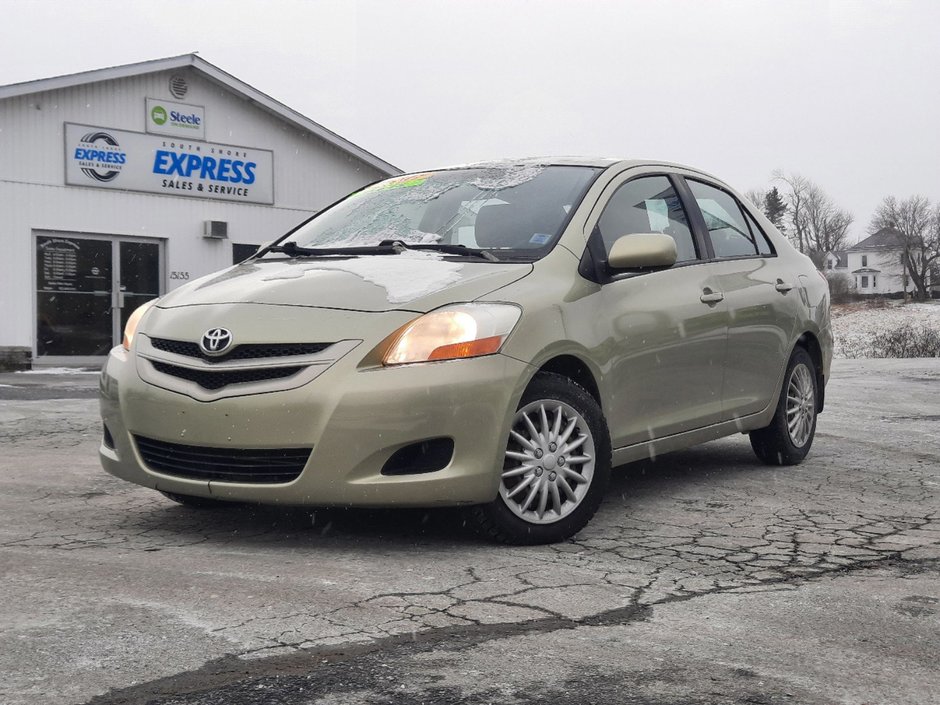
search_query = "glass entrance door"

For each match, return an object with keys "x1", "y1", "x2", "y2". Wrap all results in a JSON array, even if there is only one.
[
  {"x1": 35, "y1": 235, "x2": 163, "y2": 358},
  {"x1": 117, "y1": 241, "x2": 162, "y2": 343}
]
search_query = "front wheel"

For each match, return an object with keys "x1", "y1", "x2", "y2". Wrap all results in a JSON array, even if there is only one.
[
  {"x1": 749, "y1": 347, "x2": 818, "y2": 466},
  {"x1": 467, "y1": 373, "x2": 612, "y2": 545}
]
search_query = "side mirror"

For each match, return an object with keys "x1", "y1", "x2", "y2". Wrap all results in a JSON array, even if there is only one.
[{"x1": 607, "y1": 233, "x2": 677, "y2": 270}]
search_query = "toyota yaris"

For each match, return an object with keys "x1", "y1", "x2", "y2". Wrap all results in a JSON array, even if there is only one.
[{"x1": 100, "y1": 158, "x2": 832, "y2": 544}]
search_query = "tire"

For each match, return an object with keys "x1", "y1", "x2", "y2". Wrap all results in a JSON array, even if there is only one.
[
  {"x1": 159, "y1": 490, "x2": 233, "y2": 508},
  {"x1": 467, "y1": 372, "x2": 612, "y2": 545},
  {"x1": 749, "y1": 346, "x2": 818, "y2": 466}
]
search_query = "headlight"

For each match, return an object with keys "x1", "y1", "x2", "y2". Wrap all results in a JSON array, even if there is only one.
[
  {"x1": 382, "y1": 303, "x2": 522, "y2": 366},
  {"x1": 122, "y1": 299, "x2": 158, "y2": 350}
]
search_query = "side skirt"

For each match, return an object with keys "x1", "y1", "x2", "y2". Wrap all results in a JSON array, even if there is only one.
[{"x1": 611, "y1": 408, "x2": 773, "y2": 466}]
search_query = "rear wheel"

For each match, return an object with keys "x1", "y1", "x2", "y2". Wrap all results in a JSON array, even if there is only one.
[
  {"x1": 467, "y1": 373, "x2": 612, "y2": 544},
  {"x1": 749, "y1": 347, "x2": 818, "y2": 465},
  {"x1": 159, "y1": 490, "x2": 233, "y2": 508}
]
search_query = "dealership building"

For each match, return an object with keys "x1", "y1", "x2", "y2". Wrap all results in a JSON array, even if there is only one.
[{"x1": 0, "y1": 54, "x2": 400, "y2": 369}]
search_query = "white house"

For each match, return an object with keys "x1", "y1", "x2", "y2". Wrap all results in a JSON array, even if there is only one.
[
  {"x1": 825, "y1": 228, "x2": 929, "y2": 297},
  {"x1": 0, "y1": 54, "x2": 400, "y2": 369}
]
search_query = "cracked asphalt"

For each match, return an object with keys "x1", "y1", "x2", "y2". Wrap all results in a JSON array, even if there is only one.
[{"x1": 1, "y1": 360, "x2": 938, "y2": 705}]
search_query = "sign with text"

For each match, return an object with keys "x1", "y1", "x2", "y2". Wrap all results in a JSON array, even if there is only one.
[
  {"x1": 146, "y1": 98, "x2": 206, "y2": 139},
  {"x1": 65, "y1": 123, "x2": 274, "y2": 204}
]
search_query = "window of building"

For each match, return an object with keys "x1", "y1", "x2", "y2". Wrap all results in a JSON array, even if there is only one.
[
  {"x1": 861, "y1": 255, "x2": 868, "y2": 267},
  {"x1": 597, "y1": 176, "x2": 697, "y2": 263},
  {"x1": 233, "y1": 243, "x2": 260, "y2": 264},
  {"x1": 861, "y1": 275, "x2": 869, "y2": 288},
  {"x1": 687, "y1": 180, "x2": 758, "y2": 258},
  {"x1": 827, "y1": 259, "x2": 834, "y2": 270},
  {"x1": 873, "y1": 275, "x2": 877, "y2": 288}
]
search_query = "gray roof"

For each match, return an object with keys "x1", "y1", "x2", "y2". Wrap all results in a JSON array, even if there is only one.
[
  {"x1": 0, "y1": 54, "x2": 401, "y2": 176},
  {"x1": 850, "y1": 228, "x2": 905, "y2": 251}
]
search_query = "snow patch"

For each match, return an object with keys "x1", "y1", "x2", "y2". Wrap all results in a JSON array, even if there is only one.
[
  {"x1": 263, "y1": 251, "x2": 464, "y2": 304},
  {"x1": 16, "y1": 367, "x2": 100, "y2": 375},
  {"x1": 470, "y1": 163, "x2": 545, "y2": 190},
  {"x1": 832, "y1": 301, "x2": 940, "y2": 358}
]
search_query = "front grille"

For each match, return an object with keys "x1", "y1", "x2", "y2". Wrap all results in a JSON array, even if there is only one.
[
  {"x1": 150, "y1": 337, "x2": 331, "y2": 363},
  {"x1": 135, "y1": 435, "x2": 311, "y2": 483},
  {"x1": 150, "y1": 360, "x2": 303, "y2": 390}
]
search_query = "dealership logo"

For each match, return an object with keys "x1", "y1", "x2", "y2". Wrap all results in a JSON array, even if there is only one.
[
  {"x1": 73, "y1": 131, "x2": 127, "y2": 182},
  {"x1": 150, "y1": 104, "x2": 202, "y2": 130},
  {"x1": 150, "y1": 105, "x2": 168, "y2": 125},
  {"x1": 200, "y1": 328, "x2": 234, "y2": 356}
]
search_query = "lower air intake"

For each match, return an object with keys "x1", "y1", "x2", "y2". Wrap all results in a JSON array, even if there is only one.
[{"x1": 135, "y1": 436, "x2": 311, "y2": 484}]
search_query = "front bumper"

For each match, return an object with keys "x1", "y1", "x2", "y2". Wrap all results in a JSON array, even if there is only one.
[{"x1": 99, "y1": 344, "x2": 530, "y2": 507}]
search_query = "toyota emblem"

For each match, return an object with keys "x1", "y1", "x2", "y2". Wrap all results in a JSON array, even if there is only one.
[{"x1": 200, "y1": 328, "x2": 234, "y2": 355}]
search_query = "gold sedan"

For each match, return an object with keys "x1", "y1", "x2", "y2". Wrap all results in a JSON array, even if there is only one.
[{"x1": 101, "y1": 159, "x2": 832, "y2": 544}]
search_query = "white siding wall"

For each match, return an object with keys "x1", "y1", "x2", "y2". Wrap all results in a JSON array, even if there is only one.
[
  {"x1": 0, "y1": 68, "x2": 390, "y2": 351},
  {"x1": 845, "y1": 250, "x2": 908, "y2": 294}
]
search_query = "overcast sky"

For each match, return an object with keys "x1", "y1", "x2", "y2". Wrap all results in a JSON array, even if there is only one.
[{"x1": 2, "y1": 0, "x2": 938, "y2": 243}]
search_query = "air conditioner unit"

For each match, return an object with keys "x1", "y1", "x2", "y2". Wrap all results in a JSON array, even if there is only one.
[{"x1": 203, "y1": 220, "x2": 228, "y2": 239}]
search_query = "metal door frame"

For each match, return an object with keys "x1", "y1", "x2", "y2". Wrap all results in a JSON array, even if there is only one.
[{"x1": 32, "y1": 230, "x2": 166, "y2": 368}]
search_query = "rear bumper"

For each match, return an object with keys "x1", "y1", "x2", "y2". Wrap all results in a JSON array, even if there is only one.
[{"x1": 99, "y1": 345, "x2": 530, "y2": 507}]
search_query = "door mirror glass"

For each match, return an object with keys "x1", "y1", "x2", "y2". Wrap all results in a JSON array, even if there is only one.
[{"x1": 607, "y1": 233, "x2": 678, "y2": 270}]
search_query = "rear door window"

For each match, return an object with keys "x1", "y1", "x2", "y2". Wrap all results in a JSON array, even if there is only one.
[{"x1": 687, "y1": 180, "x2": 759, "y2": 258}]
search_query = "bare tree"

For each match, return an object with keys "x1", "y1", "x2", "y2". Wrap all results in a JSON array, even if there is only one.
[
  {"x1": 773, "y1": 171, "x2": 810, "y2": 253},
  {"x1": 773, "y1": 171, "x2": 852, "y2": 260},
  {"x1": 869, "y1": 195, "x2": 940, "y2": 300},
  {"x1": 744, "y1": 188, "x2": 766, "y2": 211}
]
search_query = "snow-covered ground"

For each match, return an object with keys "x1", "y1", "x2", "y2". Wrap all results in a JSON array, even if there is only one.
[{"x1": 831, "y1": 300, "x2": 940, "y2": 358}]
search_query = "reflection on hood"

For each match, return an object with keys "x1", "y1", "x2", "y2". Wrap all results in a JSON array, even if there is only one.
[{"x1": 260, "y1": 251, "x2": 463, "y2": 304}]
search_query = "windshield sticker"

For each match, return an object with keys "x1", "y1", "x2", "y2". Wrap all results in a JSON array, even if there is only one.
[
  {"x1": 370, "y1": 173, "x2": 434, "y2": 191},
  {"x1": 529, "y1": 233, "x2": 551, "y2": 245}
]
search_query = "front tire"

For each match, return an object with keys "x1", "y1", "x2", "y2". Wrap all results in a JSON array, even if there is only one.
[
  {"x1": 467, "y1": 373, "x2": 612, "y2": 545},
  {"x1": 749, "y1": 346, "x2": 818, "y2": 466}
]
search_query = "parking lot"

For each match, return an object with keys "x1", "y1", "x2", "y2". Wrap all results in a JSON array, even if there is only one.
[{"x1": 1, "y1": 359, "x2": 938, "y2": 705}]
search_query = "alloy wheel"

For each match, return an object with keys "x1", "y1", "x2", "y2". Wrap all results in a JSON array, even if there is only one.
[
  {"x1": 499, "y1": 400, "x2": 596, "y2": 525},
  {"x1": 786, "y1": 362, "x2": 815, "y2": 448}
]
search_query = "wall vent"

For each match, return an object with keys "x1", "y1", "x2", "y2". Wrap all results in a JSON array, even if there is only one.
[
  {"x1": 169, "y1": 75, "x2": 188, "y2": 99},
  {"x1": 203, "y1": 221, "x2": 228, "y2": 239}
]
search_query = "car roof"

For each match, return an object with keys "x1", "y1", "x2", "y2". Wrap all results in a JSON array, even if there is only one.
[{"x1": 425, "y1": 156, "x2": 721, "y2": 178}]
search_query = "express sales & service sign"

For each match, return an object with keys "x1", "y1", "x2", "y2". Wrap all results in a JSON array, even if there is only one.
[{"x1": 64, "y1": 123, "x2": 274, "y2": 205}]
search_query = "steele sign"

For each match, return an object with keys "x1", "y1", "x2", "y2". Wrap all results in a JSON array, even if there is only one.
[{"x1": 146, "y1": 98, "x2": 206, "y2": 139}]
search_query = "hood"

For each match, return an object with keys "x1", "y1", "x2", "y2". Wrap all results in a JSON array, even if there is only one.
[{"x1": 157, "y1": 252, "x2": 532, "y2": 313}]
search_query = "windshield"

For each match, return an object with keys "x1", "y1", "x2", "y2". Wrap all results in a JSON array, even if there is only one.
[{"x1": 279, "y1": 165, "x2": 600, "y2": 260}]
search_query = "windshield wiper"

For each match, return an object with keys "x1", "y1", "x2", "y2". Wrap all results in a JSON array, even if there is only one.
[
  {"x1": 407, "y1": 243, "x2": 499, "y2": 262},
  {"x1": 267, "y1": 239, "x2": 500, "y2": 262},
  {"x1": 266, "y1": 241, "x2": 403, "y2": 258}
]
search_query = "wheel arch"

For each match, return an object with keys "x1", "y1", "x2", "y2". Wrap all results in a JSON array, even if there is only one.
[
  {"x1": 795, "y1": 331, "x2": 825, "y2": 412},
  {"x1": 534, "y1": 354, "x2": 603, "y2": 410}
]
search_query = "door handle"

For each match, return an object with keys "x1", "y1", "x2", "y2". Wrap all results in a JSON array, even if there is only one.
[
  {"x1": 775, "y1": 279, "x2": 794, "y2": 293},
  {"x1": 700, "y1": 289, "x2": 724, "y2": 304}
]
